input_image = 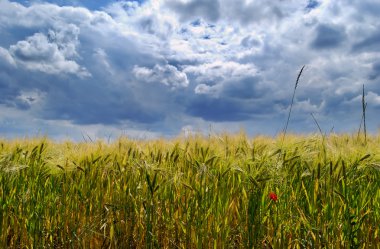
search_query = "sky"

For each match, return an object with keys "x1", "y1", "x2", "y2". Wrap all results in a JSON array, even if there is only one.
[{"x1": 0, "y1": 0, "x2": 380, "y2": 140}]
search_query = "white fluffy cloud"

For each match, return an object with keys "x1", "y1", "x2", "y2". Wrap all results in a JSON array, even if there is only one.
[
  {"x1": 0, "y1": 14, "x2": 90, "y2": 77},
  {"x1": 8, "y1": 31, "x2": 90, "y2": 76},
  {"x1": 133, "y1": 64, "x2": 189, "y2": 89},
  {"x1": 0, "y1": 1, "x2": 94, "y2": 28},
  {"x1": 184, "y1": 61, "x2": 258, "y2": 83}
]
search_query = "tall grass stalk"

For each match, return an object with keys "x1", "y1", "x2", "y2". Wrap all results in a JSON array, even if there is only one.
[
  {"x1": 283, "y1": 65, "x2": 305, "y2": 137},
  {"x1": 310, "y1": 112, "x2": 323, "y2": 137},
  {"x1": 362, "y1": 84, "x2": 367, "y2": 144},
  {"x1": 358, "y1": 84, "x2": 368, "y2": 144}
]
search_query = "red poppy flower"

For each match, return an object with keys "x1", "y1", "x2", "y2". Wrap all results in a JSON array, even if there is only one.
[{"x1": 269, "y1": 192, "x2": 278, "y2": 202}]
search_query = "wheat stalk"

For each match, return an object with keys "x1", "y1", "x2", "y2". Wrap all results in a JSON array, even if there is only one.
[{"x1": 283, "y1": 65, "x2": 305, "y2": 137}]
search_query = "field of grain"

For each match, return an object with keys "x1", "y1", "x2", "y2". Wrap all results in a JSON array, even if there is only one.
[{"x1": 0, "y1": 133, "x2": 379, "y2": 248}]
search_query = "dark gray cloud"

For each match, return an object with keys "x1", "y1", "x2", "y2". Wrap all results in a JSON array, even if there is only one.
[
  {"x1": 41, "y1": 82, "x2": 163, "y2": 124},
  {"x1": 354, "y1": 1, "x2": 380, "y2": 17},
  {"x1": 221, "y1": 76, "x2": 263, "y2": 99},
  {"x1": 164, "y1": 0, "x2": 294, "y2": 26},
  {"x1": 311, "y1": 24, "x2": 347, "y2": 49},
  {"x1": 369, "y1": 61, "x2": 380, "y2": 80},
  {"x1": 137, "y1": 15, "x2": 174, "y2": 39},
  {"x1": 165, "y1": 0, "x2": 220, "y2": 22},
  {"x1": 186, "y1": 74, "x2": 281, "y2": 122},
  {"x1": 352, "y1": 31, "x2": 380, "y2": 53},
  {"x1": 221, "y1": 0, "x2": 286, "y2": 25},
  {"x1": 27, "y1": 34, "x2": 176, "y2": 125},
  {"x1": 186, "y1": 93, "x2": 281, "y2": 122},
  {"x1": 240, "y1": 35, "x2": 261, "y2": 48},
  {"x1": 186, "y1": 96, "x2": 250, "y2": 122},
  {"x1": 0, "y1": 56, "x2": 169, "y2": 126},
  {"x1": 0, "y1": 72, "x2": 19, "y2": 106}
]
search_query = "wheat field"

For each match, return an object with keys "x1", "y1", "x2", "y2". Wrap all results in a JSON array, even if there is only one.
[{"x1": 0, "y1": 133, "x2": 379, "y2": 248}]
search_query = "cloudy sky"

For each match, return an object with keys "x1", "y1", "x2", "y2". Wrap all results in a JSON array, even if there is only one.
[{"x1": 0, "y1": 0, "x2": 379, "y2": 140}]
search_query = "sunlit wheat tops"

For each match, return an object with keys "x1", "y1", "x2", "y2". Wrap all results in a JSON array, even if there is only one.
[{"x1": 0, "y1": 134, "x2": 379, "y2": 248}]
